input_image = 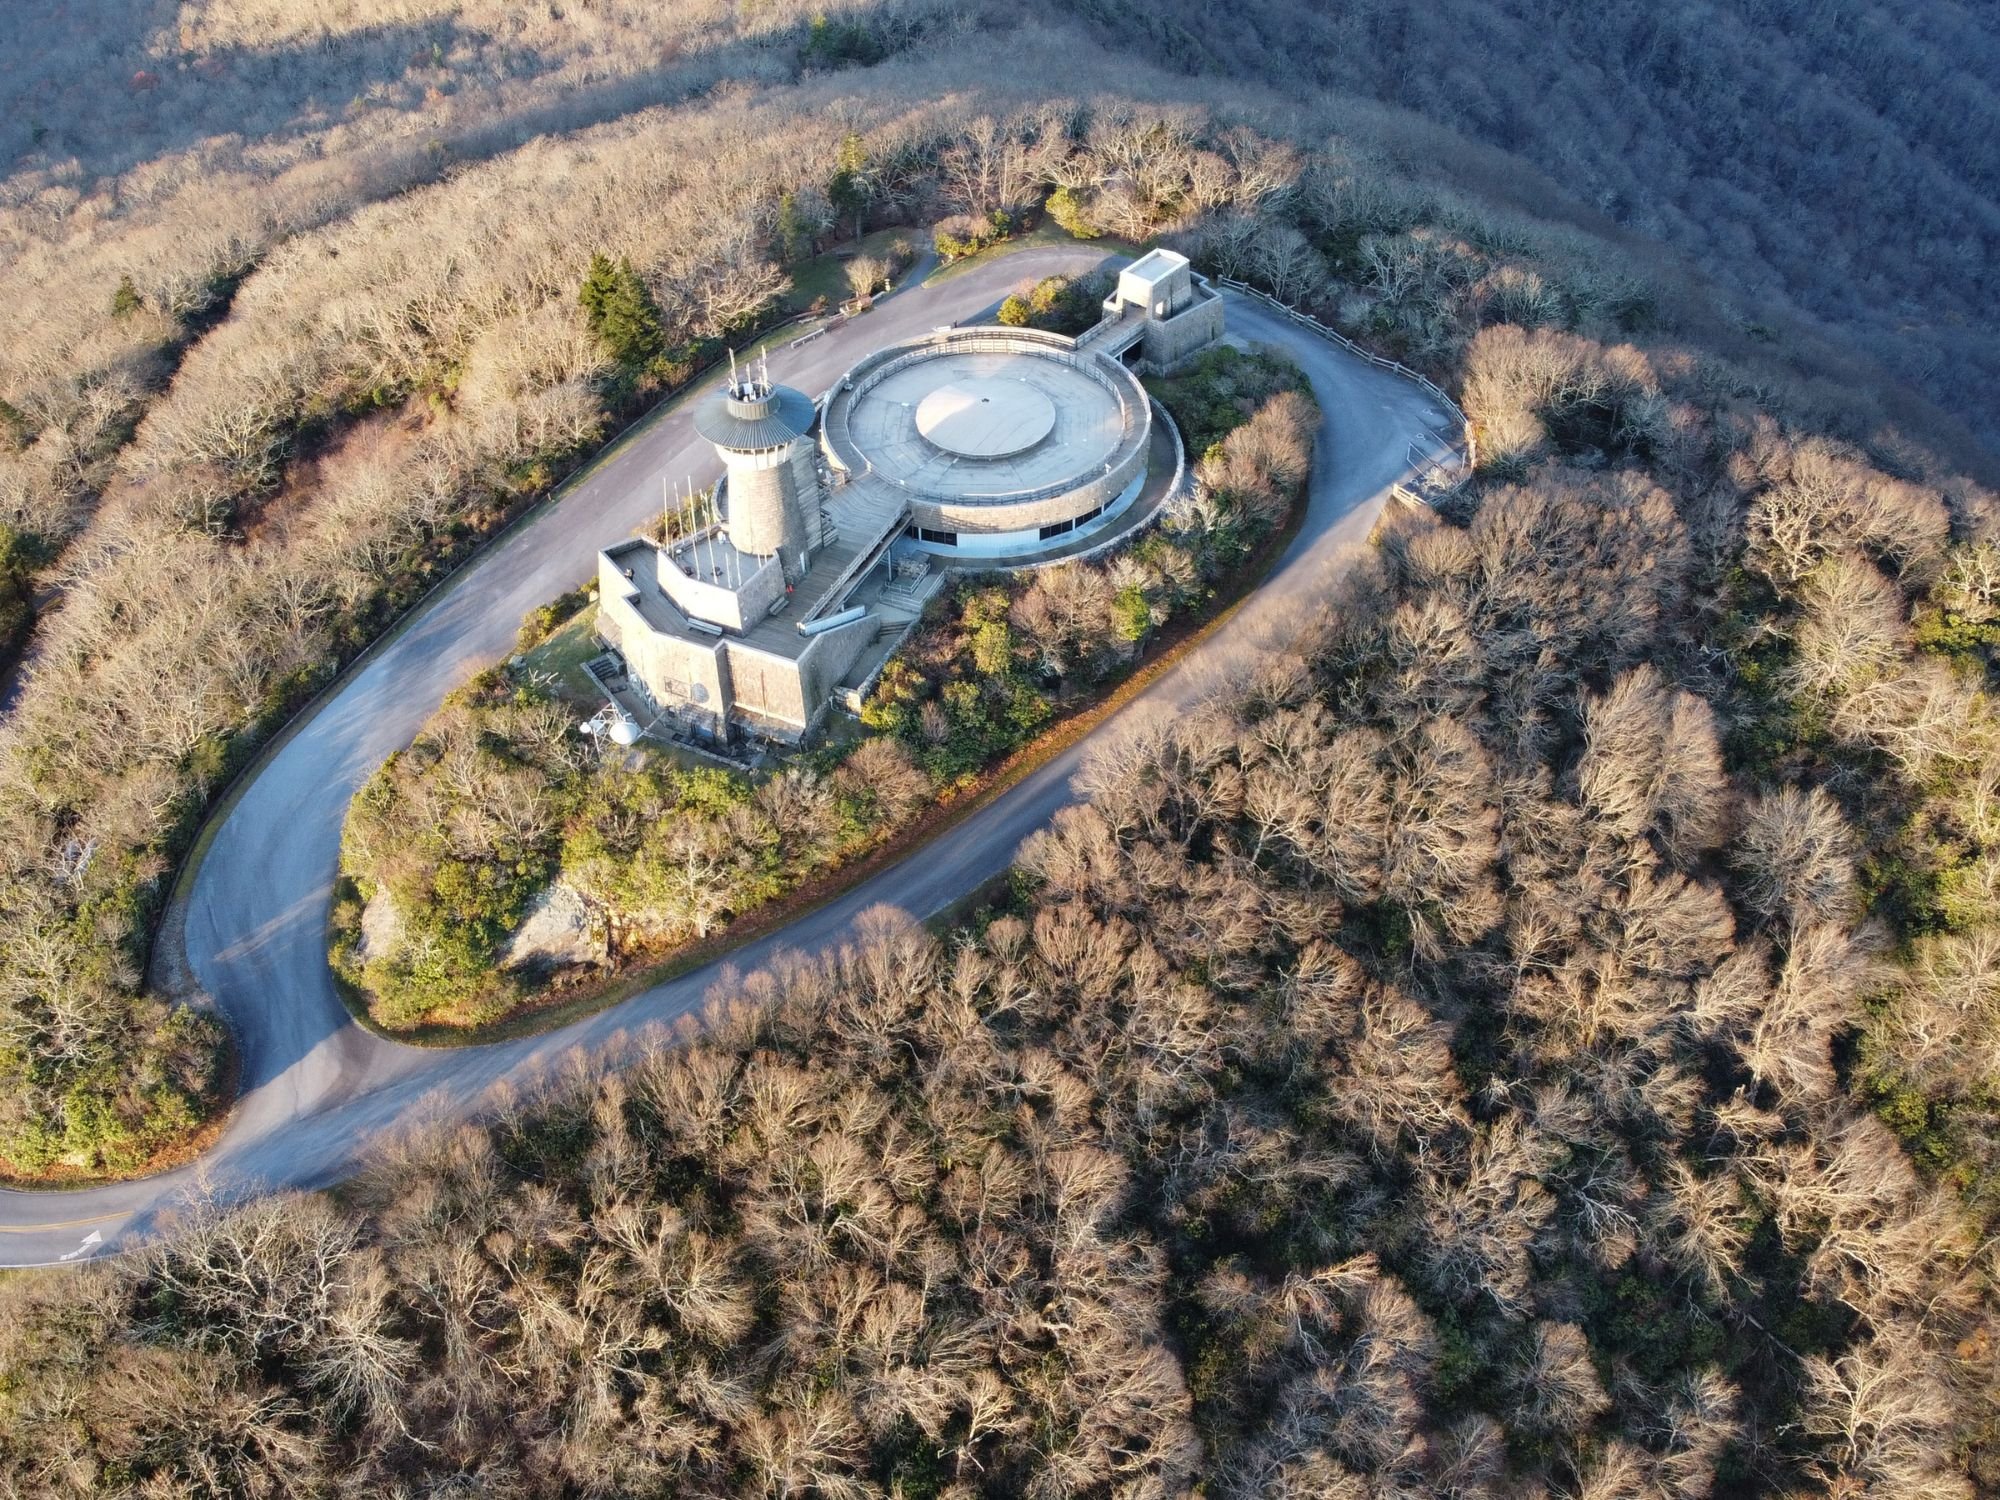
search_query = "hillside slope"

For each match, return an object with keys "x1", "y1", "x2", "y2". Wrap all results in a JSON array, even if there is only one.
[
  {"x1": 1071, "y1": 0, "x2": 2000, "y2": 454},
  {"x1": 0, "y1": 10, "x2": 1996, "y2": 1496}
]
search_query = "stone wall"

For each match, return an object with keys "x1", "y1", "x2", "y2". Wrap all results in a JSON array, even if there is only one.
[
  {"x1": 656, "y1": 537, "x2": 783, "y2": 633},
  {"x1": 720, "y1": 615, "x2": 871, "y2": 740},
  {"x1": 920, "y1": 429, "x2": 1149, "y2": 535},
  {"x1": 614, "y1": 611, "x2": 731, "y2": 724},
  {"x1": 1139, "y1": 289, "x2": 1226, "y2": 372},
  {"x1": 725, "y1": 435, "x2": 815, "y2": 562}
]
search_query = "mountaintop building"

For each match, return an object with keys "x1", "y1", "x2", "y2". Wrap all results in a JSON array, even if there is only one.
[{"x1": 592, "y1": 250, "x2": 1225, "y2": 749}]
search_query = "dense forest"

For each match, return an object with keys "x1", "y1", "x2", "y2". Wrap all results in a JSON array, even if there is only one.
[
  {"x1": 1071, "y1": 0, "x2": 2000, "y2": 456},
  {"x1": 0, "y1": 1, "x2": 1997, "y2": 1494},
  {"x1": 7, "y1": 313, "x2": 1999, "y2": 1490}
]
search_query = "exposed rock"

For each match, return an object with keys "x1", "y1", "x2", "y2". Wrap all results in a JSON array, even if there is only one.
[
  {"x1": 502, "y1": 881, "x2": 603, "y2": 972},
  {"x1": 355, "y1": 886, "x2": 403, "y2": 966}
]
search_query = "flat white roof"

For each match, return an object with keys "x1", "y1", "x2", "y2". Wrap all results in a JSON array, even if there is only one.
[{"x1": 1120, "y1": 247, "x2": 1189, "y2": 289}]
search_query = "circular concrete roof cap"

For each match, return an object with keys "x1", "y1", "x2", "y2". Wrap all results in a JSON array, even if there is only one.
[{"x1": 915, "y1": 377, "x2": 1056, "y2": 458}]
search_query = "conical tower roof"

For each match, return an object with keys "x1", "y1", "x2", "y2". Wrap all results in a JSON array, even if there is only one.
[{"x1": 695, "y1": 370, "x2": 815, "y2": 452}]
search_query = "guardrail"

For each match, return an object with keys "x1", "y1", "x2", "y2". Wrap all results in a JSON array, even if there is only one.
[{"x1": 1214, "y1": 276, "x2": 1476, "y2": 480}]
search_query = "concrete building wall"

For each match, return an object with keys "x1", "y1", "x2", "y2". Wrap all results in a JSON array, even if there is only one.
[
  {"x1": 598, "y1": 550, "x2": 641, "y2": 623},
  {"x1": 800, "y1": 616, "x2": 874, "y2": 728},
  {"x1": 719, "y1": 641, "x2": 804, "y2": 731},
  {"x1": 1140, "y1": 291, "x2": 1226, "y2": 372},
  {"x1": 655, "y1": 541, "x2": 783, "y2": 633},
  {"x1": 1117, "y1": 251, "x2": 1195, "y2": 317},
  {"x1": 919, "y1": 431, "x2": 1149, "y2": 536},
  {"x1": 616, "y1": 615, "x2": 731, "y2": 723},
  {"x1": 920, "y1": 470, "x2": 1146, "y2": 558},
  {"x1": 788, "y1": 443, "x2": 821, "y2": 558},
  {"x1": 716, "y1": 616, "x2": 874, "y2": 740}
]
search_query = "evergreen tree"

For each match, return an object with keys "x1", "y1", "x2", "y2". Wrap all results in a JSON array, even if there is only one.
[
  {"x1": 1045, "y1": 185, "x2": 1101, "y2": 240},
  {"x1": 829, "y1": 132, "x2": 871, "y2": 242},
  {"x1": 1112, "y1": 584, "x2": 1154, "y2": 643},
  {"x1": 0, "y1": 522, "x2": 34, "y2": 658},
  {"x1": 578, "y1": 253, "x2": 663, "y2": 368},
  {"x1": 800, "y1": 13, "x2": 884, "y2": 71},
  {"x1": 110, "y1": 274, "x2": 142, "y2": 318},
  {"x1": 776, "y1": 191, "x2": 811, "y2": 264}
]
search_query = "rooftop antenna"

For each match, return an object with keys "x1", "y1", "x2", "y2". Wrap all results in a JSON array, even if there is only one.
[
  {"x1": 759, "y1": 347, "x2": 771, "y2": 396},
  {"x1": 727, "y1": 346, "x2": 741, "y2": 396}
]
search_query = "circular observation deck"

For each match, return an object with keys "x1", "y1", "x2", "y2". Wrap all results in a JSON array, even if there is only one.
[{"x1": 821, "y1": 327, "x2": 1154, "y2": 560}]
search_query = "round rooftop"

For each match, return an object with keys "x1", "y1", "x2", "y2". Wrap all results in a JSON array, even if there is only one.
[
  {"x1": 830, "y1": 344, "x2": 1134, "y2": 504},
  {"x1": 915, "y1": 377, "x2": 1057, "y2": 458}
]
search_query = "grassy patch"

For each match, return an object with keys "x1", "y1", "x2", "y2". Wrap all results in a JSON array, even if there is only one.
[
  {"x1": 925, "y1": 221, "x2": 1145, "y2": 287},
  {"x1": 783, "y1": 228, "x2": 919, "y2": 312},
  {"x1": 517, "y1": 607, "x2": 604, "y2": 707}
]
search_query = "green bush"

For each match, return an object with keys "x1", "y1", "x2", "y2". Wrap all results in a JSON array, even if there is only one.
[
  {"x1": 1045, "y1": 185, "x2": 1101, "y2": 239},
  {"x1": 1147, "y1": 344, "x2": 1308, "y2": 456},
  {"x1": 997, "y1": 274, "x2": 1112, "y2": 337},
  {"x1": 799, "y1": 13, "x2": 886, "y2": 70},
  {"x1": 515, "y1": 586, "x2": 591, "y2": 653}
]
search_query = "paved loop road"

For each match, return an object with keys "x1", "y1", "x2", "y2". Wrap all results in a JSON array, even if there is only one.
[{"x1": 0, "y1": 254, "x2": 1453, "y2": 1267}]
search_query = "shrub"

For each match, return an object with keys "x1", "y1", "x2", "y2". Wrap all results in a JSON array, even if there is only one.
[{"x1": 1046, "y1": 184, "x2": 1101, "y2": 239}]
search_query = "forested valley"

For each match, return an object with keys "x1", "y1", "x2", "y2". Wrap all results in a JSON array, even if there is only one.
[
  {"x1": 1069, "y1": 0, "x2": 2000, "y2": 457},
  {"x1": 1, "y1": 1, "x2": 1997, "y2": 1494}
]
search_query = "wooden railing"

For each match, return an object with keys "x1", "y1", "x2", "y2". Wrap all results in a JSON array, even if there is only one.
[{"x1": 1213, "y1": 275, "x2": 1476, "y2": 489}]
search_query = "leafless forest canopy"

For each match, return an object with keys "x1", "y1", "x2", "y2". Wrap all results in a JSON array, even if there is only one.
[
  {"x1": 1, "y1": 1, "x2": 1999, "y2": 1494},
  {"x1": 1069, "y1": 0, "x2": 2000, "y2": 454}
]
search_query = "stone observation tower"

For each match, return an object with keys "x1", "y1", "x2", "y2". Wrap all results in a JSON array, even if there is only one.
[{"x1": 693, "y1": 352, "x2": 822, "y2": 582}]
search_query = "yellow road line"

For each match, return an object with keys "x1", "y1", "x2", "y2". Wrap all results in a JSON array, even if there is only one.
[{"x1": 0, "y1": 1210, "x2": 129, "y2": 1234}]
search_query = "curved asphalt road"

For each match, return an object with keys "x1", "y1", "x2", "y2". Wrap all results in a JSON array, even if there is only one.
[{"x1": 0, "y1": 254, "x2": 1454, "y2": 1267}]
